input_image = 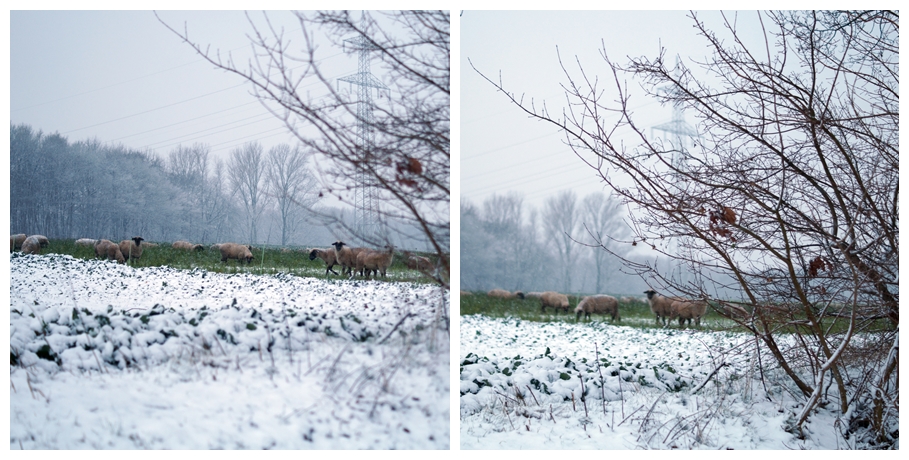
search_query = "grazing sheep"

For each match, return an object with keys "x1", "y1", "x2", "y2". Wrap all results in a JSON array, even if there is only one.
[
  {"x1": 524, "y1": 292, "x2": 546, "y2": 299},
  {"x1": 219, "y1": 242, "x2": 254, "y2": 264},
  {"x1": 644, "y1": 290, "x2": 680, "y2": 326},
  {"x1": 720, "y1": 302, "x2": 749, "y2": 319},
  {"x1": 173, "y1": 240, "x2": 204, "y2": 251},
  {"x1": 210, "y1": 243, "x2": 222, "y2": 252},
  {"x1": 575, "y1": 295, "x2": 620, "y2": 322},
  {"x1": 20, "y1": 235, "x2": 42, "y2": 255},
  {"x1": 355, "y1": 245, "x2": 395, "y2": 280},
  {"x1": 332, "y1": 241, "x2": 368, "y2": 276},
  {"x1": 540, "y1": 291, "x2": 570, "y2": 313},
  {"x1": 460, "y1": 290, "x2": 472, "y2": 297},
  {"x1": 140, "y1": 241, "x2": 159, "y2": 248},
  {"x1": 29, "y1": 235, "x2": 50, "y2": 248},
  {"x1": 119, "y1": 236, "x2": 145, "y2": 262},
  {"x1": 487, "y1": 289, "x2": 525, "y2": 300},
  {"x1": 75, "y1": 238, "x2": 97, "y2": 247},
  {"x1": 308, "y1": 247, "x2": 340, "y2": 275},
  {"x1": 670, "y1": 299, "x2": 709, "y2": 328},
  {"x1": 11, "y1": 234, "x2": 27, "y2": 251},
  {"x1": 94, "y1": 239, "x2": 125, "y2": 264},
  {"x1": 404, "y1": 252, "x2": 434, "y2": 273}
]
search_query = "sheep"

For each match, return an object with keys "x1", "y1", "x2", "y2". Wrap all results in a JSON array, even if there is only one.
[
  {"x1": 210, "y1": 243, "x2": 222, "y2": 252},
  {"x1": 720, "y1": 302, "x2": 749, "y2": 319},
  {"x1": 219, "y1": 242, "x2": 254, "y2": 264},
  {"x1": 575, "y1": 295, "x2": 620, "y2": 322},
  {"x1": 119, "y1": 236, "x2": 145, "y2": 262},
  {"x1": 403, "y1": 252, "x2": 434, "y2": 273},
  {"x1": 173, "y1": 240, "x2": 204, "y2": 251},
  {"x1": 540, "y1": 291, "x2": 570, "y2": 313},
  {"x1": 140, "y1": 241, "x2": 159, "y2": 248},
  {"x1": 487, "y1": 289, "x2": 525, "y2": 300},
  {"x1": 670, "y1": 299, "x2": 709, "y2": 328},
  {"x1": 94, "y1": 239, "x2": 125, "y2": 264},
  {"x1": 355, "y1": 245, "x2": 395, "y2": 280},
  {"x1": 11, "y1": 234, "x2": 27, "y2": 251},
  {"x1": 75, "y1": 238, "x2": 97, "y2": 247},
  {"x1": 332, "y1": 241, "x2": 368, "y2": 276},
  {"x1": 30, "y1": 235, "x2": 49, "y2": 248},
  {"x1": 460, "y1": 290, "x2": 472, "y2": 297},
  {"x1": 644, "y1": 290, "x2": 680, "y2": 326},
  {"x1": 20, "y1": 235, "x2": 42, "y2": 255},
  {"x1": 308, "y1": 247, "x2": 340, "y2": 275}
]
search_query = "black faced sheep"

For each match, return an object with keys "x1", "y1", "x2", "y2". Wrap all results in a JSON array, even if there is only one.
[
  {"x1": 309, "y1": 247, "x2": 340, "y2": 275},
  {"x1": 644, "y1": 290, "x2": 680, "y2": 326},
  {"x1": 670, "y1": 299, "x2": 709, "y2": 327},
  {"x1": 487, "y1": 289, "x2": 525, "y2": 300},
  {"x1": 20, "y1": 235, "x2": 42, "y2": 255},
  {"x1": 332, "y1": 241, "x2": 368, "y2": 276},
  {"x1": 94, "y1": 239, "x2": 125, "y2": 264},
  {"x1": 540, "y1": 291, "x2": 570, "y2": 313},
  {"x1": 11, "y1": 234, "x2": 26, "y2": 252},
  {"x1": 355, "y1": 245, "x2": 395, "y2": 280},
  {"x1": 119, "y1": 236, "x2": 145, "y2": 262},
  {"x1": 575, "y1": 295, "x2": 620, "y2": 322},
  {"x1": 173, "y1": 240, "x2": 204, "y2": 251},
  {"x1": 219, "y1": 242, "x2": 254, "y2": 264}
]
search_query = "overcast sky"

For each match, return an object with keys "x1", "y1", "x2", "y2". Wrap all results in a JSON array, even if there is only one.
[
  {"x1": 9, "y1": 9, "x2": 368, "y2": 163},
  {"x1": 460, "y1": 10, "x2": 766, "y2": 215}
]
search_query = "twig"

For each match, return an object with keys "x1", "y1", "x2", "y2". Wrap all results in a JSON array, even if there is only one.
[
  {"x1": 692, "y1": 362, "x2": 729, "y2": 394},
  {"x1": 379, "y1": 312, "x2": 414, "y2": 344},
  {"x1": 525, "y1": 384, "x2": 540, "y2": 406},
  {"x1": 595, "y1": 342, "x2": 607, "y2": 415}
]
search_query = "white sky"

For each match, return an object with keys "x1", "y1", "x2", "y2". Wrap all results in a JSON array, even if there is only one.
[
  {"x1": 9, "y1": 9, "x2": 362, "y2": 163},
  {"x1": 460, "y1": 10, "x2": 768, "y2": 214}
]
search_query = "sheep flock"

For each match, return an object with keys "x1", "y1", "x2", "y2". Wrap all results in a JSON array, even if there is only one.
[{"x1": 11, "y1": 234, "x2": 436, "y2": 282}]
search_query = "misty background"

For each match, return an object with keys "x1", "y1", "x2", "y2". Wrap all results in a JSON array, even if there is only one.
[
  {"x1": 9, "y1": 10, "x2": 439, "y2": 251},
  {"x1": 459, "y1": 11, "x2": 761, "y2": 297}
]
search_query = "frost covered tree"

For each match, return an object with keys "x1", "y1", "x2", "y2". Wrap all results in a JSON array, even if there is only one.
[
  {"x1": 265, "y1": 144, "x2": 319, "y2": 246},
  {"x1": 228, "y1": 141, "x2": 270, "y2": 246},
  {"x1": 475, "y1": 10, "x2": 898, "y2": 446}
]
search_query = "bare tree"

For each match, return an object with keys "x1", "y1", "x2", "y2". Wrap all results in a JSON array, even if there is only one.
[
  {"x1": 475, "y1": 10, "x2": 897, "y2": 446},
  {"x1": 265, "y1": 144, "x2": 319, "y2": 246},
  {"x1": 542, "y1": 190, "x2": 580, "y2": 292},
  {"x1": 581, "y1": 192, "x2": 631, "y2": 294},
  {"x1": 158, "y1": 10, "x2": 450, "y2": 287},
  {"x1": 228, "y1": 142, "x2": 270, "y2": 245}
]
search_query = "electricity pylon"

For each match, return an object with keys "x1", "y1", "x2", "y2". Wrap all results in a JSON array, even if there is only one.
[
  {"x1": 338, "y1": 15, "x2": 388, "y2": 241},
  {"x1": 651, "y1": 57, "x2": 699, "y2": 290}
]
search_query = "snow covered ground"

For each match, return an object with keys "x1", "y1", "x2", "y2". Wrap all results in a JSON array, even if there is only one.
[
  {"x1": 460, "y1": 315, "x2": 857, "y2": 450},
  {"x1": 9, "y1": 253, "x2": 449, "y2": 449}
]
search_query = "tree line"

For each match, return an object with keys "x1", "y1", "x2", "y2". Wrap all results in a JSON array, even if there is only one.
[
  {"x1": 461, "y1": 190, "x2": 654, "y2": 297},
  {"x1": 10, "y1": 123, "x2": 330, "y2": 247}
]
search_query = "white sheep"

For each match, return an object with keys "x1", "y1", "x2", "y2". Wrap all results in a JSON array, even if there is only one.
[
  {"x1": 575, "y1": 295, "x2": 620, "y2": 322},
  {"x1": 20, "y1": 235, "x2": 42, "y2": 255},
  {"x1": 219, "y1": 242, "x2": 254, "y2": 264},
  {"x1": 644, "y1": 290, "x2": 680, "y2": 326},
  {"x1": 173, "y1": 240, "x2": 204, "y2": 251},
  {"x1": 118, "y1": 236, "x2": 145, "y2": 262},
  {"x1": 540, "y1": 291, "x2": 570, "y2": 313},
  {"x1": 670, "y1": 299, "x2": 709, "y2": 328},
  {"x1": 308, "y1": 247, "x2": 340, "y2": 275},
  {"x1": 523, "y1": 292, "x2": 546, "y2": 299},
  {"x1": 140, "y1": 241, "x2": 159, "y2": 248},
  {"x1": 94, "y1": 239, "x2": 125, "y2": 264},
  {"x1": 75, "y1": 238, "x2": 97, "y2": 247},
  {"x1": 355, "y1": 245, "x2": 395, "y2": 279},
  {"x1": 487, "y1": 289, "x2": 525, "y2": 300},
  {"x1": 10, "y1": 234, "x2": 27, "y2": 251}
]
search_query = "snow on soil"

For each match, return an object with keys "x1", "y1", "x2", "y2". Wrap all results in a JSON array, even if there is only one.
[
  {"x1": 460, "y1": 315, "x2": 850, "y2": 450},
  {"x1": 10, "y1": 253, "x2": 449, "y2": 449}
]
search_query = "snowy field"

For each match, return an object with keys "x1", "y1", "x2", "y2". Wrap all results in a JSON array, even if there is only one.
[
  {"x1": 460, "y1": 315, "x2": 859, "y2": 450},
  {"x1": 9, "y1": 253, "x2": 449, "y2": 449}
]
